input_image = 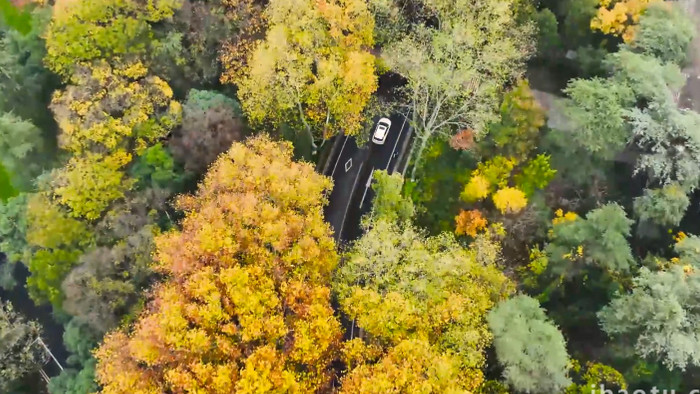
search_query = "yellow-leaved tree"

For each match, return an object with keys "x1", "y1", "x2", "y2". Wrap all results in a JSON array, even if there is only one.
[
  {"x1": 49, "y1": 60, "x2": 181, "y2": 220},
  {"x1": 334, "y1": 171, "x2": 513, "y2": 392},
  {"x1": 457, "y1": 154, "x2": 556, "y2": 231},
  {"x1": 591, "y1": 0, "x2": 664, "y2": 42},
  {"x1": 492, "y1": 187, "x2": 528, "y2": 214},
  {"x1": 95, "y1": 135, "x2": 343, "y2": 393},
  {"x1": 228, "y1": 0, "x2": 377, "y2": 139},
  {"x1": 24, "y1": 193, "x2": 94, "y2": 306},
  {"x1": 46, "y1": 0, "x2": 183, "y2": 77}
]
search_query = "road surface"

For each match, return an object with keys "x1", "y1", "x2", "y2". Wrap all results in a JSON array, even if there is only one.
[
  {"x1": 323, "y1": 114, "x2": 412, "y2": 243},
  {"x1": 679, "y1": 0, "x2": 700, "y2": 111}
]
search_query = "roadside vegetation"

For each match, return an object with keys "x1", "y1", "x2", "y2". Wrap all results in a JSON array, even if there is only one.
[{"x1": 0, "y1": 0, "x2": 699, "y2": 392}]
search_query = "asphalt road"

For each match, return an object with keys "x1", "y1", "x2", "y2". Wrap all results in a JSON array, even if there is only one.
[
  {"x1": 323, "y1": 114, "x2": 412, "y2": 243},
  {"x1": 679, "y1": 0, "x2": 700, "y2": 112}
]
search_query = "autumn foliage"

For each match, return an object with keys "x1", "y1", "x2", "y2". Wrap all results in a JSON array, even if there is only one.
[
  {"x1": 2, "y1": 0, "x2": 698, "y2": 390},
  {"x1": 95, "y1": 135, "x2": 342, "y2": 393},
  {"x1": 455, "y1": 209, "x2": 488, "y2": 237},
  {"x1": 49, "y1": 60, "x2": 181, "y2": 220},
  {"x1": 231, "y1": 0, "x2": 377, "y2": 138},
  {"x1": 45, "y1": 0, "x2": 183, "y2": 77},
  {"x1": 591, "y1": 0, "x2": 664, "y2": 42},
  {"x1": 218, "y1": 0, "x2": 266, "y2": 84},
  {"x1": 449, "y1": 129, "x2": 476, "y2": 151},
  {"x1": 335, "y1": 219, "x2": 513, "y2": 391},
  {"x1": 493, "y1": 187, "x2": 528, "y2": 214}
]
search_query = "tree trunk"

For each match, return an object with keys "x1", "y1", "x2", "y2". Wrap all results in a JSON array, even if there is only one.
[
  {"x1": 409, "y1": 132, "x2": 431, "y2": 181},
  {"x1": 294, "y1": 93, "x2": 317, "y2": 153},
  {"x1": 305, "y1": 126, "x2": 318, "y2": 154}
]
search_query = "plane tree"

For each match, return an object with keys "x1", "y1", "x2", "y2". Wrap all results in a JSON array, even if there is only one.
[{"x1": 381, "y1": 0, "x2": 534, "y2": 179}]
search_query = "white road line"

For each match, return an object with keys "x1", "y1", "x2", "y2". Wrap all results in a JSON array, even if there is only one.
[
  {"x1": 359, "y1": 169, "x2": 375, "y2": 208},
  {"x1": 330, "y1": 135, "x2": 349, "y2": 177},
  {"x1": 337, "y1": 162, "x2": 364, "y2": 241},
  {"x1": 386, "y1": 114, "x2": 408, "y2": 171}
]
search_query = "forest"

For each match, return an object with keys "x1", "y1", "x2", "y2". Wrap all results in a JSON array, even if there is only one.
[{"x1": 0, "y1": 0, "x2": 699, "y2": 392}]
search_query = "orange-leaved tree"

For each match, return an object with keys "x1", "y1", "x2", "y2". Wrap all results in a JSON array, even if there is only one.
[
  {"x1": 95, "y1": 135, "x2": 342, "y2": 393},
  {"x1": 455, "y1": 209, "x2": 488, "y2": 237}
]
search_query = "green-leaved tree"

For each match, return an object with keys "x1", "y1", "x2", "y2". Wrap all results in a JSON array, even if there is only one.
[
  {"x1": 629, "y1": 2, "x2": 695, "y2": 66},
  {"x1": 546, "y1": 203, "x2": 634, "y2": 277},
  {"x1": 599, "y1": 265, "x2": 700, "y2": 371},
  {"x1": 0, "y1": 300, "x2": 47, "y2": 392},
  {"x1": 488, "y1": 295, "x2": 571, "y2": 393}
]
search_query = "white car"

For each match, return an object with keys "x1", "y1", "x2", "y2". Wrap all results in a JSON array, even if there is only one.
[{"x1": 372, "y1": 118, "x2": 392, "y2": 145}]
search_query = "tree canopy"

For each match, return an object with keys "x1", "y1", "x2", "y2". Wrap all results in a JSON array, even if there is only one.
[
  {"x1": 233, "y1": 0, "x2": 377, "y2": 139},
  {"x1": 545, "y1": 204, "x2": 634, "y2": 277},
  {"x1": 599, "y1": 265, "x2": 700, "y2": 371},
  {"x1": 95, "y1": 135, "x2": 343, "y2": 393},
  {"x1": 45, "y1": 0, "x2": 183, "y2": 77},
  {"x1": 0, "y1": 300, "x2": 47, "y2": 392},
  {"x1": 335, "y1": 176, "x2": 513, "y2": 391},
  {"x1": 385, "y1": 0, "x2": 535, "y2": 177},
  {"x1": 627, "y1": 1, "x2": 695, "y2": 65},
  {"x1": 488, "y1": 295, "x2": 571, "y2": 393},
  {"x1": 1, "y1": 0, "x2": 700, "y2": 391}
]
